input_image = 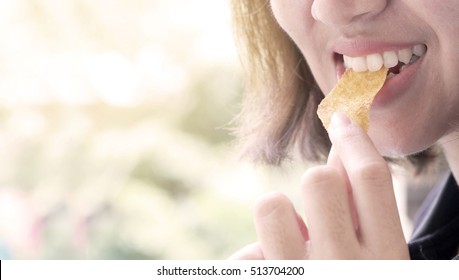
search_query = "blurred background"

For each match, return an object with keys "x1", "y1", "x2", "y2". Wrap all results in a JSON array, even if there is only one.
[
  {"x1": 0, "y1": 0, "x2": 267, "y2": 259},
  {"x1": 0, "y1": 0, "x2": 437, "y2": 260}
]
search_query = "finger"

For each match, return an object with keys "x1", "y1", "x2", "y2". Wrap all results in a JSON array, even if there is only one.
[
  {"x1": 327, "y1": 145, "x2": 351, "y2": 191},
  {"x1": 295, "y1": 211, "x2": 309, "y2": 242},
  {"x1": 301, "y1": 165, "x2": 359, "y2": 259},
  {"x1": 228, "y1": 242, "x2": 264, "y2": 260},
  {"x1": 253, "y1": 192, "x2": 308, "y2": 259},
  {"x1": 327, "y1": 146, "x2": 360, "y2": 232},
  {"x1": 328, "y1": 113, "x2": 406, "y2": 255}
]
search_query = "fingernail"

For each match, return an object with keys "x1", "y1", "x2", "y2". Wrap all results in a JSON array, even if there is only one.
[{"x1": 330, "y1": 112, "x2": 351, "y2": 130}]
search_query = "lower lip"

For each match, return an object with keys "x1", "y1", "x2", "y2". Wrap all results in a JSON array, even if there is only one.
[{"x1": 372, "y1": 56, "x2": 424, "y2": 107}]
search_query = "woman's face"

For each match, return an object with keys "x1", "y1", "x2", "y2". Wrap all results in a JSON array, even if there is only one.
[{"x1": 270, "y1": 0, "x2": 459, "y2": 157}]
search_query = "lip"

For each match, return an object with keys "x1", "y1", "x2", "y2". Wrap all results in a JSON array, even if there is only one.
[{"x1": 372, "y1": 53, "x2": 424, "y2": 107}]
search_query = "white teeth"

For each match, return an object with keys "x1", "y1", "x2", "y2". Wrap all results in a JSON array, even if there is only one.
[
  {"x1": 366, "y1": 53, "x2": 383, "y2": 72},
  {"x1": 343, "y1": 55, "x2": 351, "y2": 69},
  {"x1": 398, "y1": 48, "x2": 413, "y2": 64},
  {"x1": 352, "y1": 56, "x2": 368, "y2": 72},
  {"x1": 412, "y1": 44, "x2": 427, "y2": 56},
  {"x1": 342, "y1": 44, "x2": 426, "y2": 72},
  {"x1": 383, "y1": 51, "x2": 398, "y2": 68}
]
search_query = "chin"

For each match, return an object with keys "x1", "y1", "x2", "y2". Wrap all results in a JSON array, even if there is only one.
[
  {"x1": 371, "y1": 134, "x2": 435, "y2": 159},
  {"x1": 378, "y1": 148, "x2": 412, "y2": 159}
]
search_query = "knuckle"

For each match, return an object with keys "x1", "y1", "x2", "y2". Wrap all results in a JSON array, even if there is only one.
[
  {"x1": 334, "y1": 125, "x2": 362, "y2": 145},
  {"x1": 301, "y1": 165, "x2": 341, "y2": 192},
  {"x1": 353, "y1": 161, "x2": 392, "y2": 186},
  {"x1": 301, "y1": 166, "x2": 347, "y2": 202},
  {"x1": 253, "y1": 192, "x2": 292, "y2": 219}
]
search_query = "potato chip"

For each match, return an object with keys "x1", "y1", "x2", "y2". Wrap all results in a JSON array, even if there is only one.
[{"x1": 317, "y1": 67, "x2": 388, "y2": 132}]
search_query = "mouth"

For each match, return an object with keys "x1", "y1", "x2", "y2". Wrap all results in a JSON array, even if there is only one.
[{"x1": 335, "y1": 44, "x2": 427, "y2": 78}]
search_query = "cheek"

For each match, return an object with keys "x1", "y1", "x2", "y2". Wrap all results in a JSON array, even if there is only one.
[
  {"x1": 415, "y1": 0, "x2": 459, "y2": 22},
  {"x1": 270, "y1": 1, "x2": 331, "y2": 88},
  {"x1": 270, "y1": 0, "x2": 313, "y2": 38},
  {"x1": 269, "y1": 0, "x2": 291, "y2": 30}
]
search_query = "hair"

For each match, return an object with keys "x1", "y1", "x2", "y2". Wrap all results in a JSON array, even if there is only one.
[
  {"x1": 230, "y1": 0, "x2": 330, "y2": 164},
  {"x1": 230, "y1": 0, "x2": 438, "y2": 172}
]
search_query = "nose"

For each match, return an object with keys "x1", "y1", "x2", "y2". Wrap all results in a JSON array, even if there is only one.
[{"x1": 311, "y1": 0, "x2": 387, "y2": 27}]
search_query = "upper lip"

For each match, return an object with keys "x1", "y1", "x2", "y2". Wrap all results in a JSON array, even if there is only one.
[{"x1": 333, "y1": 39, "x2": 424, "y2": 57}]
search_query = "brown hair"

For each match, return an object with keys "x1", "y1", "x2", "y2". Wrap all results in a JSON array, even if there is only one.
[
  {"x1": 231, "y1": 0, "x2": 330, "y2": 165},
  {"x1": 230, "y1": 0, "x2": 438, "y2": 171}
]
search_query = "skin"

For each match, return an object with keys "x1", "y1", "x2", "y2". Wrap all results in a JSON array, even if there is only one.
[{"x1": 231, "y1": 0, "x2": 459, "y2": 259}]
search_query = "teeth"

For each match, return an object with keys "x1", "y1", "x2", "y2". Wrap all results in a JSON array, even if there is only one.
[
  {"x1": 352, "y1": 56, "x2": 368, "y2": 72},
  {"x1": 366, "y1": 53, "x2": 383, "y2": 72},
  {"x1": 343, "y1": 55, "x2": 351, "y2": 68},
  {"x1": 398, "y1": 48, "x2": 413, "y2": 64},
  {"x1": 343, "y1": 44, "x2": 426, "y2": 72},
  {"x1": 413, "y1": 44, "x2": 427, "y2": 56},
  {"x1": 383, "y1": 51, "x2": 398, "y2": 68},
  {"x1": 409, "y1": 55, "x2": 420, "y2": 64}
]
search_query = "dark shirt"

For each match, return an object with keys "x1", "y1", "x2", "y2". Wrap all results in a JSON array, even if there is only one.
[{"x1": 408, "y1": 174, "x2": 459, "y2": 260}]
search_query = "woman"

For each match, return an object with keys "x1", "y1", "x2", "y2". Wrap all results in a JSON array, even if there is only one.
[{"x1": 229, "y1": 0, "x2": 459, "y2": 259}]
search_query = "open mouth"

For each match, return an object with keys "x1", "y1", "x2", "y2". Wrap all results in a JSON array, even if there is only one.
[{"x1": 335, "y1": 44, "x2": 427, "y2": 78}]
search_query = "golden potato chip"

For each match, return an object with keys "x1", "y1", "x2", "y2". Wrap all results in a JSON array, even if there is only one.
[{"x1": 317, "y1": 67, "x2": 388, "y2": 131}]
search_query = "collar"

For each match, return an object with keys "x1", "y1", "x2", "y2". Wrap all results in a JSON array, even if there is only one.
[{"x1": 408, "y1": 173, "x2": 459, "y2": 259}]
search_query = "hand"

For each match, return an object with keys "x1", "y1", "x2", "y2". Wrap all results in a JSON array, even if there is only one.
[{"x1": 230, "y1": 113, "x2": 409, "y2": 260}]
